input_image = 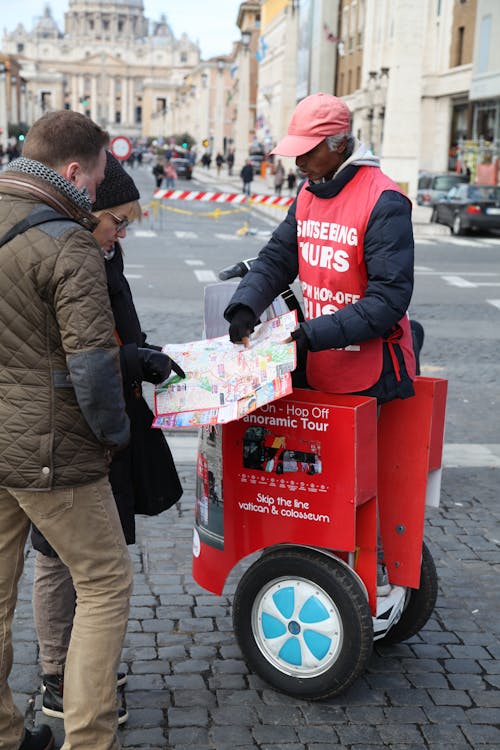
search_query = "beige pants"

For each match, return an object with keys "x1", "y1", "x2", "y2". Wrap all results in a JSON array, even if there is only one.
[{"x1": 0, "y1": 476, "x2": 132, "y2": 750}]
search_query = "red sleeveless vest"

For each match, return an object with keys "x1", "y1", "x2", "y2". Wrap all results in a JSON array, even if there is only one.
[{"x1": 296, "y1": 166, "x2": 416, "y2": 393}]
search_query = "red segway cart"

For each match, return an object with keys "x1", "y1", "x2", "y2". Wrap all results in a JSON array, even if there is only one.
[{"x1": 191, "y1": 264, "x2": 447, "y2": 700}]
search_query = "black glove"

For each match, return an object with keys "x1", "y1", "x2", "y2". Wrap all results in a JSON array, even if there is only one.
[
  {"x1": 290, "y1": 326, "x2": 311, "y2": 363},
  {"x1": 137, "y1": 348, "x2": 185, "y2": 384},
  {"x1": 228, "y1": 305, "x2": 257, "y2": 343}
]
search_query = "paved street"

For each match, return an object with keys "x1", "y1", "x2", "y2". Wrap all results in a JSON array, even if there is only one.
[{"x1": 12, "y1": 162, "x2": 500, "y2": 749}]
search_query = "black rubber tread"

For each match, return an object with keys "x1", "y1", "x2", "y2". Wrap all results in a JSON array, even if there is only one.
[
  {"x1": 233, "y1": 548, "x2": 373, "y2": 700},
  {"x1": 377, "y1": 542, "x2": 438, "y2": 645}
]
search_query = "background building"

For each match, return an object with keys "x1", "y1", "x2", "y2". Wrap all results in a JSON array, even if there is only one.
[
  {"x1": 1, "y1": 0, "x2": 499, "y2": 191},
  {"x1": 1, "y1": 0, "x2": 200, "y2": 139}
]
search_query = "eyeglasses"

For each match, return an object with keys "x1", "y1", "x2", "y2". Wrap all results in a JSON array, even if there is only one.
[{"x1": 105, "y1": 210, "x2": 130, "y2": 232}]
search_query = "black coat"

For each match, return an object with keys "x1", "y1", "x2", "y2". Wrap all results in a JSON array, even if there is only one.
[{"x1": 32, "y1": 242, "x2": 182, "y2": 554}]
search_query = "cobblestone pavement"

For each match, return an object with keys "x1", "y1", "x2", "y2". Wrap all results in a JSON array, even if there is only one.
[{"x1": 13, "y1": 455, "x2": 500, "y2": 750}]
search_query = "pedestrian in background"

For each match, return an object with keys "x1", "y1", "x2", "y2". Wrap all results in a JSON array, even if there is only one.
[
  {"x1": 0, "y1": 109, "x2": 132, "y2": 750},
  {"x1": 215, "y1": 152, "x2": 224, "y2": 176},
  {"x1": 287, "y1": 168, "x2": 297, "y2": 195},
  {"x1": 240, "y1": 159, "x2": 254, "y2": 196},
  {"x1": 274, "y1": 159, "x2": 285, "y2": 195},
  {"x1": 164, "y1": 159, "x2": 177, "y2": 188},
  {"x1": 226, "y1": 149, "x2": 235, "y2": 176},
  {"x1": 30, "y1": 151, "x2": 184, "y2": 728},
  {"x1": 152, "y1": 160, "x2": 164, "y2": 188}
]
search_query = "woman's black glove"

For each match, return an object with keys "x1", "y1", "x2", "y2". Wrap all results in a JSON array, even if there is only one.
[
  {"x1": 137, "y1": 348, "x2": 185, "y2": 384},
  {"x1": 228, "y1": 305, "x2": 257, "y2": 343}
]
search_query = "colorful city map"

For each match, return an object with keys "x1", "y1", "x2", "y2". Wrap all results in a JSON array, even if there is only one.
[{"x1": 153, "y1": 311, "x2": 297, "y2": 427}]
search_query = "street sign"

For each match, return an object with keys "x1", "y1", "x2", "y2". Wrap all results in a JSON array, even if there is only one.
[{"x1": 110, "y1": 135, "x2": 132, "y2": 161}]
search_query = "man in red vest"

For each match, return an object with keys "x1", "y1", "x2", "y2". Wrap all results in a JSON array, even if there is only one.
[
  {"x1": 225, "y1": 93, "x2": 417, "y2": 593},
  {"x1": 225, "y1": 92, "x2": 416, "y2": 404}
]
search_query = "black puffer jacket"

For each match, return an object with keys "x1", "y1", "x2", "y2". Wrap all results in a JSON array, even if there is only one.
[{"x1": 225, "y1": 153, "x2": 415, "y2": 403}]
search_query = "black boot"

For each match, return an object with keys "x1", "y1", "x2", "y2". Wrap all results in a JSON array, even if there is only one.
[
  {"x1": 41, "y1": 674, "x2": 64, "y2": 719},
  {"x1": 42, "y1": 673, "x2": 128, "y2": 724},
  {"x1": 19, "y1": 725, "x2": 54, "y2": 750}
]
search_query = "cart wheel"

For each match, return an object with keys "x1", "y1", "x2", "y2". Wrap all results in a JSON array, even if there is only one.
[
  {"x1": 232, "y1": 548, "x2": 373, "y2": 700},
  {"x1": 377, "y1": 542, "x2": 438, "y2": 645}
]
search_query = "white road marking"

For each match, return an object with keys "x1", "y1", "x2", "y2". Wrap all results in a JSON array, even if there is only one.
[
  {"x1": 194, "y1": 269, "x2": 218, "y2": 282},
  {"x1": 175, "y1": 231, "x2": 198, "y2": 239},
  {"x1": 185, "y1": 259, "x2": 204, "y2": 266},
  {"x1": 487, "y1": 299, "x2": 500, "y2": 310},
  {"x1": 442, "y1": 275, "x2": 477, "y2": 287},
  {"x1": 124, "y1": 274, "x2": 142, "y2": 279},
  {"x1": 215, "y1": 233, "x2": 240, "y2": 240},
  {"x1": 165, "y1": 435, "x2": 500, "y2": 469},
  {"x1": 133, "y1": 230, "x2": 157, "y2": 237}
]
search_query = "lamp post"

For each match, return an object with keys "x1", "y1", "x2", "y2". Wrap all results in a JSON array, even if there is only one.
[
  {"x1": 235, "y1": 30, "x2": 251, "y2": 171},
  {"x1": 0, "y1": 62, "x2": 8, "y2": 150},
  {"x1": 214, "y1": 59, "x2": 225, "y2": 156}
]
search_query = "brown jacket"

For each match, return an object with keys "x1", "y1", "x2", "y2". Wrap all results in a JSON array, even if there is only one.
[{"x1": 0, "y1": 172, "x2": 129, "y2": 489}]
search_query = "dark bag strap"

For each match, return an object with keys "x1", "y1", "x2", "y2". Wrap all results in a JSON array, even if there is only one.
[{"x1": 0, "y1": 206, "x2": 70, "y2": 249}]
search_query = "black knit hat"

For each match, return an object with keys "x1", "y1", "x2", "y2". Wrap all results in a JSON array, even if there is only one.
[{"x1": 92, "y1": 151, "x2": 140, "y2": 211}]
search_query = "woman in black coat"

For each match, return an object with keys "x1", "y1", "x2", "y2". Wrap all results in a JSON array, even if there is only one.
[{"x1": 31, "y1": 152, "x2": 183, "y2": 722}]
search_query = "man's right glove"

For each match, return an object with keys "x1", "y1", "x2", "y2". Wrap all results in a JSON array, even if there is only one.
[
  {"x1": 228, "y1": 305, "x2": 257, "y2": 344},
  {"x1": 137, "y1": 348, "x2": 186, "y2": 384}
]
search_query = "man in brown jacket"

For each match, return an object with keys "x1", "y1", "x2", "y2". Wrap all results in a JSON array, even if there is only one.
[{"x1": 0, "y1": 111, "x2": 132, "y2": 750}]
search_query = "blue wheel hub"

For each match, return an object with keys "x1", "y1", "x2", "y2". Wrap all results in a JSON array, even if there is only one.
[{"x1": 253, "y1": 577, "x2": 344, "y2": 677}]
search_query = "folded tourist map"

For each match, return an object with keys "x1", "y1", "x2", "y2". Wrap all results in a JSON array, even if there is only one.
[{"x1": 153, "y1": 311, "x2": 297, "y2": 428}]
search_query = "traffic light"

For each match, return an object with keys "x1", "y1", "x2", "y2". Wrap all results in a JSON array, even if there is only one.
[
  {"x1": 182, "y1": 142, "x2": 188, "y2": 149},
  {"x1": 202, "y1": 139, "x2": 209, "y2": 147},
  {"x1": 18, "y1": 134, "x2": 25, "y2": 142},
  {"x1": 79, "y1": 96, "x2": 89, "y2": 107}
]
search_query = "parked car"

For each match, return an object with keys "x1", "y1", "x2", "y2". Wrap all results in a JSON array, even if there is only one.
[
  {"x1": 171, "y1": 157, "x2": 192, "y2": 179},
  {"x1": 430, "y1": 183, "x2": 500, "y2": 235},
  {"x1": 416, "y1": 172, "x2": 469, "y2": 206}
]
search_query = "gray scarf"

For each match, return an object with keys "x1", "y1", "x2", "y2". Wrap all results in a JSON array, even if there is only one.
[{"x1": 5, "y1": 157, "x2": 92, "y2": 211}]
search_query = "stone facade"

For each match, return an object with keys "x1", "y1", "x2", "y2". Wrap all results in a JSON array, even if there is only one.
[{"x1": 1, "y1": 0, "x2": 200, "y2": 139}]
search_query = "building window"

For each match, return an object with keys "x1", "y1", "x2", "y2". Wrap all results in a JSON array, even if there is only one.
[
  {"x1": 478, "y1": 15, "x2": 491, "y2": 73},
  {"x1": 135, "y1": 106, "x2": 142, "y2": 123},
  {"x1": 356, "y1": 66, "x2": 361, "y2": 89},
  {"x1": 115, "y1": 111, "x2": 121, "y2": 124},
  {"x1": 17, "y1": 43, "x2": 24, "y2": 53},
  {"x1": 156, "y1": 97, "x2": 166, "y2": 113},
  {"x1": 347, "y1": 69, "x2": 352, "y2": 92},
  {"x1": 456, "y1": 26, "x2": 465, "y2": 66},
  {"x1": 180, "y1": 52, "x2": 187, "y2": 63}
]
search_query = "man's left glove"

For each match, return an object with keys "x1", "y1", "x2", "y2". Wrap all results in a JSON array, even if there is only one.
[{"x1": 137, "y1": 348, "x2": 186, "y2": 384}]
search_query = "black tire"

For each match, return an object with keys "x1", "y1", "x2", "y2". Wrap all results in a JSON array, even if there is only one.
[
  {"x1": 430, "y1": 207, "x2": 438, "y2": 223},
  {"x1": 232, "y1": 548, "x2": 373, "y2": 700},
  {"x1": 377, "y1": 542, "x2": 438, "y2": 645},
  {"x1": 452, "y1": 213, "x2": 466, "y2": 236}
]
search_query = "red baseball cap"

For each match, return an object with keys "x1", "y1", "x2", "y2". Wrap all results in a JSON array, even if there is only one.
[{"x1": 270, "y1": 93, "x2": 351, "y2": 157}]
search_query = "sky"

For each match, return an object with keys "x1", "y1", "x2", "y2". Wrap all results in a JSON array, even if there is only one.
[{"x1": 1, "y1": 1, "x2": 244, "y2": 60}]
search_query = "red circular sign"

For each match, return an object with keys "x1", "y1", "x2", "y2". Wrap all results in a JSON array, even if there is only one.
[{"x1": 110, "y1": 135, "x2": 133, "y2": 161}]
